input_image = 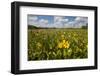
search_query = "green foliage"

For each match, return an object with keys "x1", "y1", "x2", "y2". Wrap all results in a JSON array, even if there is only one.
[
  {"x1": 81, "y1": 26, "x2": 88, "y2": 29},
  {"x1": 28, "y1": 29, "x2": 88, "y2": 61},
  {"x1": 28, "y1": 25, "x2": 38, "y2": 29}
]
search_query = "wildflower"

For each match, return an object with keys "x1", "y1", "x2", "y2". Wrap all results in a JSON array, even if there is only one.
[
  {"x1": 62, "y1": 40, "x2": 66, "y2": 43},
  {"x1": 61, "y1": 35, "x2": 64, "y2": 38},
  {"x1": 63, "y1": 40, "x2": 69, "y2": 48},
  {"x1": 37, "y1": 42, "x2": 42, "y2": 48},
  {"x1": 58, "y1": 43, "x2": 63, "y2": 48},
  {"x1": 63, "y1": 32, "x2": 66, "y2": 34},
  {"x1": 57, "y1": 40, "x2": 70, "y2": 49}
]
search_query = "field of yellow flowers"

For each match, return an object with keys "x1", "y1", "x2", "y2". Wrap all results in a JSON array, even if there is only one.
[{"x1": 28, "y1": 29, "x2": 88, "y2": 60}]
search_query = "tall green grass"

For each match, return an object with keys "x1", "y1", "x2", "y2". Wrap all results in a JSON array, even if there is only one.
[{"x1": 28, "y1": 29, "x2": 88, "y2": 61}]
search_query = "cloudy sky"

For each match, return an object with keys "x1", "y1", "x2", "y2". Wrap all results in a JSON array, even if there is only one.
[{"x1": 28, "y1": 15, "x2": 88, "y2": 28}]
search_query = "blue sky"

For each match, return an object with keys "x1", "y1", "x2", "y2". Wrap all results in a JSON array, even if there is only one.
[{"x1": 28, "y1": 15, "x2": 88, "y2": 28}]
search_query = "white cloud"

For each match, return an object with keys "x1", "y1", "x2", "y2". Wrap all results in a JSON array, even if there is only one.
[
  {"x1": 75, "y1": 17, "x2": 87, "y2": 22},
  {"x1": 74, "y1": 17, "x2": 88, "y2": 27},
  {"x1": 28, "y1": 16, "x2": 38, "y2": 21},
  {"x1": 54, "y1": 16, "x2": 68, "y2": 22},
  {"x1": 63, "y1": 17, "x2": 88, "y2": 28},
  {"x1": 54, "y1": 16, "x2": 69, "y2": 28},
  {"x1": 39, "y1": 19, "x2": 48, "y2": 24},
  {"x1": 28, "y1": 15, "x2": 38, "y2": 26},
  {"x1": 63, "y1": 19, "x2": 69, "y2": 22},
  {"x1": 54, "y1": 16, "x2": 63, "y2": 22},
  {"x1": 39, "y1": 19, "x2": 49, "y2": 27},
  {"x1": 28, "y1": 15, "x2": 88, "y2": 28}
]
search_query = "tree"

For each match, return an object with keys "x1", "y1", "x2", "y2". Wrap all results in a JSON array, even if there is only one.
[{"x1": 81, "y1": 25, "x2": 88, "y2": 29}]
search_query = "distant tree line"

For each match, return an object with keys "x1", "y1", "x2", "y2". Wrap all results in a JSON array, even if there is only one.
[
  {"x1": 28, "y1": 25, "x2": 38, "y2": 29},
  {"x1": 28, "y1": 25, "x2": 88, "y2": 29},
  {"x1": 81, "y1": 23, "x2": 88, "y2": 29},
  {"x1": 81, "y1": 26, "x2": 88, "y2": 29}
]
